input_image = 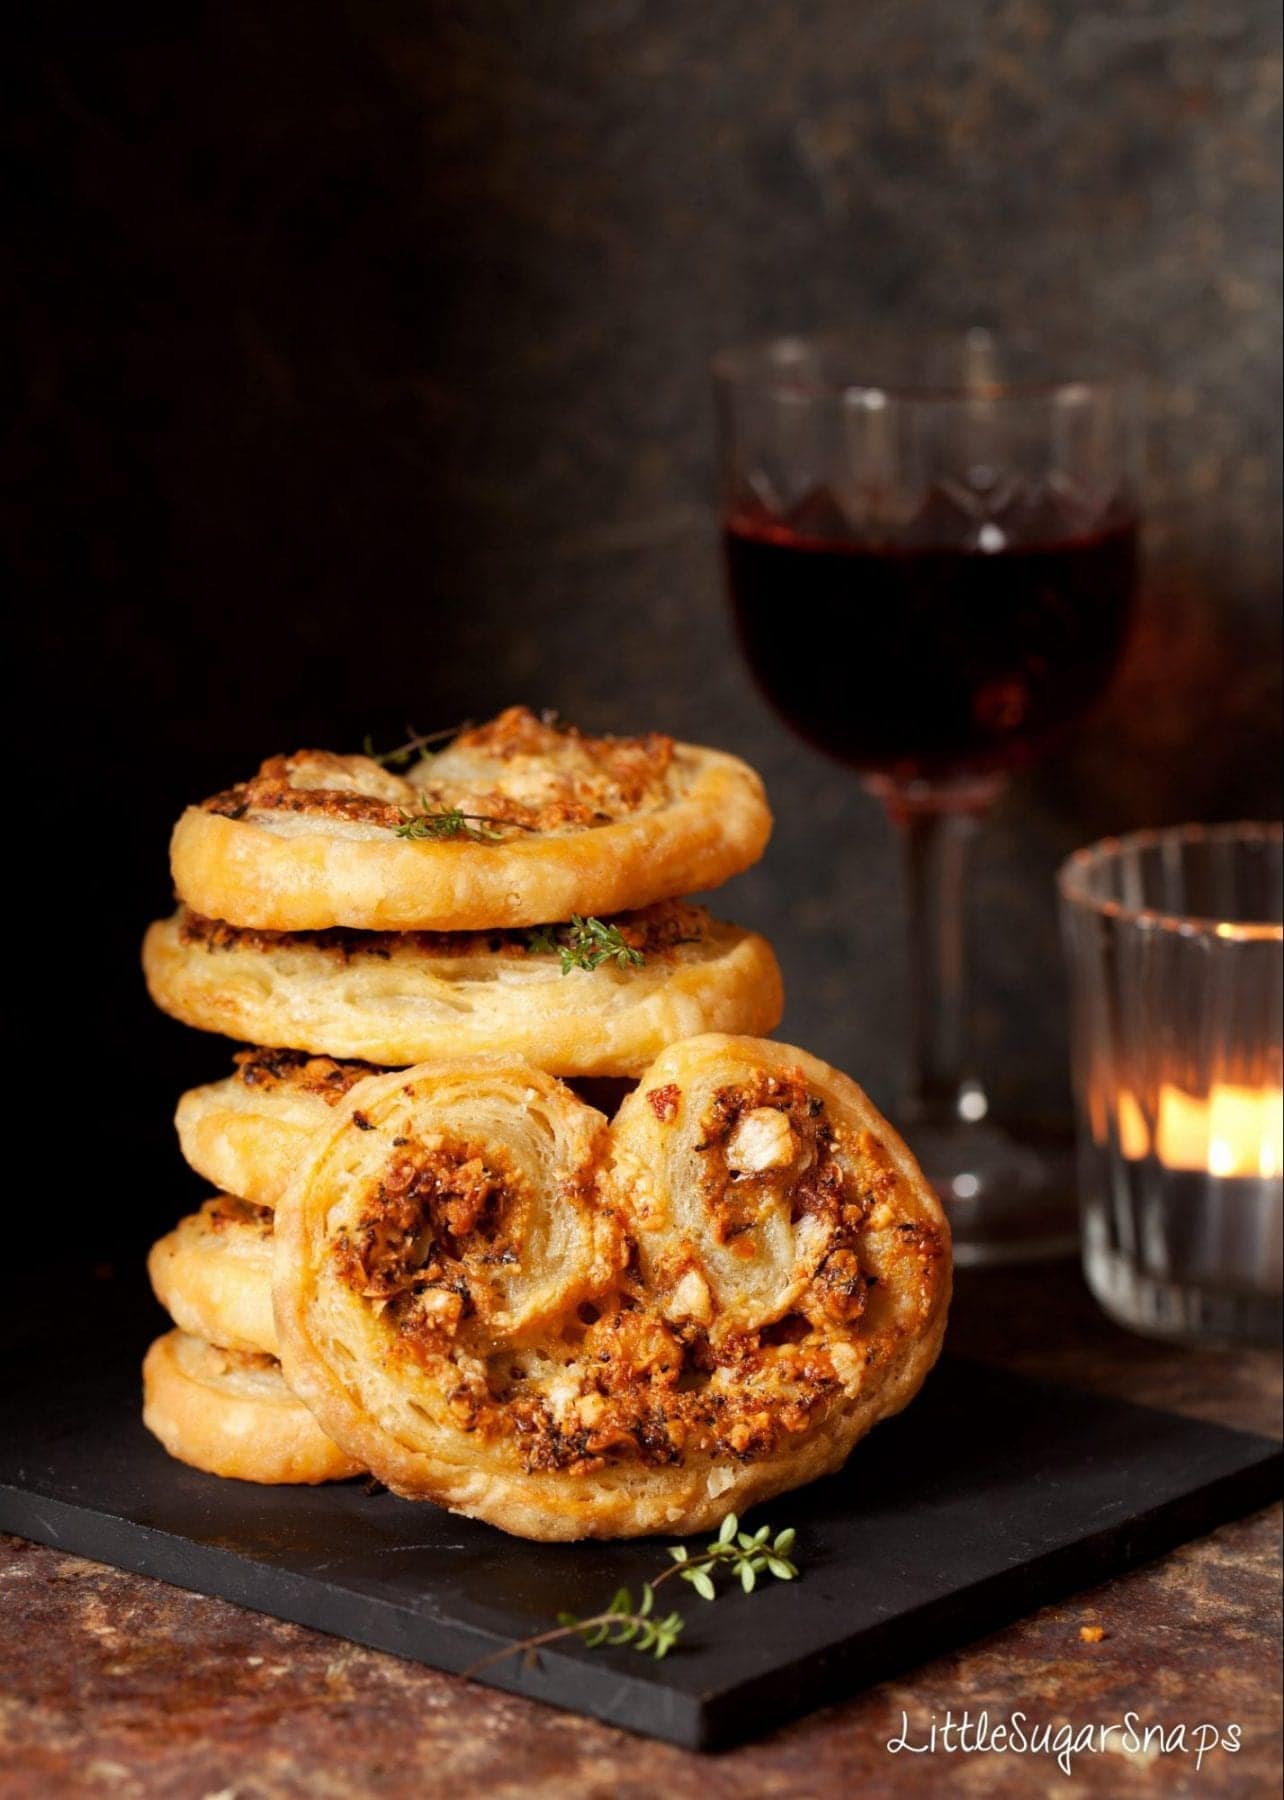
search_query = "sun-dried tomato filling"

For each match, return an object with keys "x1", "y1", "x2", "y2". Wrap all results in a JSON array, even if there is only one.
[
  {"x1": 177, "y1": 899, "x2": 709, "y2": 964},
  {"x1": 325, "y1": 1072, "x2": 944, "y2": 1476},
  {"x1": 332, "y1": 1139, "x2": 531, "y2": 1353},
  {"x1": 481, "y1": 1308, "x2": 848, "y2": 1475},
  {"x1": 232, "y1": 1045, "x2": 376, "y2": 1102},
  {"x1": 200, "y1": 707, "x2": 678, "y2": 835},
  {"x1": 201, "y1": 1194, "x2": 273, "y2": 1239}
]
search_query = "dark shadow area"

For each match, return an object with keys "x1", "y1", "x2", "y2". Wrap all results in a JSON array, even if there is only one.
[{"x1": 6, "y1": 3, "x2": 1280, "y2": 1261}]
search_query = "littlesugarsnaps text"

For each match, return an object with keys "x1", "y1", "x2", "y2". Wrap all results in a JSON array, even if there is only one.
[{"x1": 887, "y1": 1709, "x2": 1242, "y2": 1777}]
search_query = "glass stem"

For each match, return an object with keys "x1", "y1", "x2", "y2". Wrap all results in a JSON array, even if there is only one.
[{"x1": 882, "y1": 783, "x2": 1000, "y2": 1129}]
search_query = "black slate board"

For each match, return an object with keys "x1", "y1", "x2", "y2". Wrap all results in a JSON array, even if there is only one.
[{"x1": 1, "y1": 1271, "x2": 1279, "y2": 1751}]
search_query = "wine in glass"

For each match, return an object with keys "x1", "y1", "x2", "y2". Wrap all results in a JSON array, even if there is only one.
[{"x1": 715, "y1": 331, "x2": 1141, "y2": 1263}]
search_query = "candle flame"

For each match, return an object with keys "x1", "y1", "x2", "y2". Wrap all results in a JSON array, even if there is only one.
[{"x1": 1112, "y1": 1083, "x2": 1283, "y2": 1178}]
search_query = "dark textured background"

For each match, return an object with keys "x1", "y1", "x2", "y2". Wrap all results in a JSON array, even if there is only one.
[{"x1": 7, "y1": 1, "x2": 1281, "y2": 1255}]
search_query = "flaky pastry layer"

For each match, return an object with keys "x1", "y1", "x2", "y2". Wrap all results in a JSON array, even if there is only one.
[{"x1": 144, "y1": 900, "x2": 783, "y2": 1076}]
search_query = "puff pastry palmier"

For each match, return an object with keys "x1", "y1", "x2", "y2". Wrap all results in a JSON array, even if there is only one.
[
  {"x1": 176, "y1": 1049, "x2": 376, "y2": 1209},
  {"x1": 169, "y1": 707, "x2": 772, "y2": 931},
  {"x1": 273, "y1": 1038, "x2": 949, "y2": 1540},
  {"x1": 148, "y1": 1195, "x2": 277, "y2": 1355},
  {"x1": 142, "y1": 1330, "x2": 361, "y2": 1485},
  {"x1": 144, "y1": 901, "x2": 782, "y2": 1077}
]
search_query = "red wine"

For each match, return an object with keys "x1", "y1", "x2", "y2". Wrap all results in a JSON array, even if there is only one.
[{"x1": 724, "y1": 497, "x2": 1139, "y2": 780}]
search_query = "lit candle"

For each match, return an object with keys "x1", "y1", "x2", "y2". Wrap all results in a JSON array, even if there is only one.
[
  {"x1": 1060, "y1": 821, "x2": 1283, "y2": 1339},
  {"x1": 1115, "y1": 1084, "x2": 1284, "y2": 1178}
]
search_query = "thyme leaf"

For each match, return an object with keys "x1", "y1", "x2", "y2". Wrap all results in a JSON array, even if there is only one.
[
  {"x1": 361, "y1": 723, "x2": 470, "y2": 768},
  {"x1": 525, "y1": 915, "x2": 646, "y2": 975},
  {"x1": 393, "y1": 806, "x2": 506, "y2": 843}
]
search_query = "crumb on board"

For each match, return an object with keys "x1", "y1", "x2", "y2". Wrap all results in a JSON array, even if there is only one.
[{"x1": 1079, "y1": 1624, "x2": 1107, "y2": 1644}]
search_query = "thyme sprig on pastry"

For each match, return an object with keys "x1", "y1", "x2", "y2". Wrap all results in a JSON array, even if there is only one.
[
  {"x1": 464, "y1": 1513, "x2": 800, "y2": 1674},
  {"x1": 393, "y1": 805, "x2": 509, "y2": 842},
  {"x1": 526, "y1": 914, "x2": 648, "y2": 974}
]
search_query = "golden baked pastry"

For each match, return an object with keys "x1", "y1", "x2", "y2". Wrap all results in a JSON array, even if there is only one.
[
  {"x1": 144, "y1": 900, "x2": 783, "y2": 1077},
  {"x1": 176, "y1": 1049, "x2": 375, "y2": 1209},
  {"x1": 174, "y1": 1050, "x2": 639, "y2": 1209},
  {"x1": 142, "y1": 1330, "x2": 362, "y2": 1485},
  {"x1": 168, "y1": 707, "x2": 772, "y2": 931},
  {"x1": 273, "y1": 1037, "x2": 950, "y2": 1540},
  {"x1": 148, "y1": 1195, "x2": 277, "y2": 1355}
]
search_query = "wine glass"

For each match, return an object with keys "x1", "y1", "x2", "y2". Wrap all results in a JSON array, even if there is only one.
[{"x1": 714, "y1": 331, "x2": 1142, "y2": 1264}]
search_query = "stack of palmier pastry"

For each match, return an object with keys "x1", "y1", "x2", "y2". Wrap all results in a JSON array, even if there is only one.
[{"x1": 141, "y1": 707, "x2": 949, "y2": 1538}]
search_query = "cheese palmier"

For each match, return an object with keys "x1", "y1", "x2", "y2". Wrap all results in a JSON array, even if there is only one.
[
  {"x1": 174, "y1": 1051, "x2": 639, "y2": 1210},
  {"x1": 169, "y1": 707, "x2": 772, "y2": 932},
  {"x1": 144, "y1": 900, "x2": 783, "y2": 1078},
  {"x1": 142, "y1": 1331, "x2": 362, "y2": 1485},
  {"x1": 272, "y1": 1038, "x2": 950, "y2": 1540},
  {"x1": 148, "y1": 1195, "x2": 277, "y2": 1356},
  {"x1": 175, "y1": 1049, "x2": 376, "y2": 1210}
]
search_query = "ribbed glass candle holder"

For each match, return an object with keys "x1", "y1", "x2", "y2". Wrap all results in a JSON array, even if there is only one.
[{"x1": 1058, "y1": 823, "x2": 1282, "y2": 1344}]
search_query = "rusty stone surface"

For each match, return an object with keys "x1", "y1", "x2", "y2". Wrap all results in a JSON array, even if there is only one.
[{"x1": 2, "y1": 1263, "x2": 1278, "y2": 1798}]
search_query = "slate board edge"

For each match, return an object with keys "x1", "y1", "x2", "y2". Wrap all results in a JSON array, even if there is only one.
[
  {"x1": 0, "y1": 1483, "x2": 705, "y2": 1749},
  {"x1": 696, "y1": 1447, "x2": 1284, "y2": 1750}
]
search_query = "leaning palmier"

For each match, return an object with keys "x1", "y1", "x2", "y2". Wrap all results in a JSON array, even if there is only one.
[
  {"x1": 169, "y1": 706, "x2": 772, "y2": 933},
  {"x1": 144, "y1": 900, "x2": 782, "y2": 1077},
  {"x1": 272, "y1": 1037, "x2": 950, "y2": 1540}
]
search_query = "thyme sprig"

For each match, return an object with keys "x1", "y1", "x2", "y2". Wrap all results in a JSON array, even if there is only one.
[
  {"x1": 526, "y1": 915, "x2": 646, "y2": 975},
  {"x1": 393, "y1": 805, "x2": 508, "y2": 843},
  {"x1": 463, "y1": 1512, "x2": 799, "y2": 1676},
  {"x1": 362, "y1": 724, "x2": 469, "y2": 768}
]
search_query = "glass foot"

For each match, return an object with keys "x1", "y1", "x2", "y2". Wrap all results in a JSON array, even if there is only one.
[{"x1": 900, "y1": 1117, "x2": 1079, "y2": 1266}]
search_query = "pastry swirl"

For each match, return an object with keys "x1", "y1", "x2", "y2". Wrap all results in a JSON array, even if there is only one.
[
  {"x1": 273, "y1": 1037, "x2": 950, "y2": 1540},
  {"x1": 143, "y1": 899, "x2": 783, "y2": 1077},
  {"x1": 170, "y1": 708, "x2": 772, "y2": 932},
  {"x1": 142, "y1": 1330, "x2": 362, "y2": 1485}
]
